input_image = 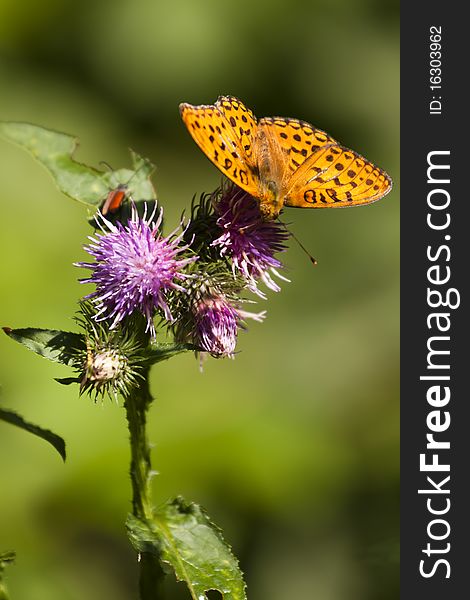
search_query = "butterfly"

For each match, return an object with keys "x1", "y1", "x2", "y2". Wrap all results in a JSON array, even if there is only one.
[{"x1": 180, "y1": 95, "x2": 392, "y2": 219}]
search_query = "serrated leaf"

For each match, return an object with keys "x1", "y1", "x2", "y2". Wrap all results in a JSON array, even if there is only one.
[
  {"x1": 0, "y1": 406, "x2": 66, "y2": 461},
  {"x1": 145, "y1": 342, "x2": 198, "y2": 365},
  {"x1": 2, "y1": 327, "x2": 85, "y2": 366},
  {"x1": 0, "y1": 122, "x2": 106, "y2": 205},
  {"x1": 0, "y1": 122, "x2": 156, "y2": 209},
  {"x1": 127, "y1": 497, "x2": 247, "y2": 600}
]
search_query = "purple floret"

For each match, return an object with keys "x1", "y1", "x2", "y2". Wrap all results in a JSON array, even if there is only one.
[
  {"x1": 77, "y1": 204, "x2": 196, "y2": 336},
  {"x1": 211, "y1": 185, "x2": 289, "y2": 297}
]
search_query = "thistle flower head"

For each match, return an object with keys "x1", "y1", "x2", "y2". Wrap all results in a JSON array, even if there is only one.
[
  {"x1": 171, "y1": 271, "x2": 266, "y2": 358},
  {"x1": 211, "y1": 184, "x2": 290, "y2": 297},
  {"x1": 76, "y1": 203, "x2": 197, "y2": 337},
  {"x1": 193, "y1": 294, "x2": 239, "y2": 357},
  {"x1": 193, "y1": 293, "x2": 265, "y2": 358},
  {"x1": 73, "y1": 302, "x2": 147, "y2": 400}
]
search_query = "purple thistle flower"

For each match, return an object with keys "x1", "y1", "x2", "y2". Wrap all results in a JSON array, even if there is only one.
[
  {"x1": 76, "y1": 204, "x2": 197, "y2": 337},
  {"x1": 211, "y1": 184, "x2": 290, "y2": 297},
  {"x1": 192, "y1": 292, "x2": 265, "y2": 358}
]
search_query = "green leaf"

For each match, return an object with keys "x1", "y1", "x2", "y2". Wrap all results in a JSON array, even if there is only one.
[
  {"x1": 127, "y1": 497, "x2": 247, "y2": 600},
  {"x1": 0, "y1": 551, "x2": 15, "y2": 600},
  {"x1": 0, "y1": 122, "x2": 156, "y2": 208},
  {"x1": 0, "y1": 406, "x2": 66, "y2": 462},
  {"x1": 2, "y1": 327, "x2": 85, "y2": 366},
  {"x1": 145, "y1": 342, "x2": 198, "y2": 365}
]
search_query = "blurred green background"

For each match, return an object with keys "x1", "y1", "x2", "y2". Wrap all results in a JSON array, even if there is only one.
[{"x1": 0, "y1": 0, "x2": 399, "y2": 598}]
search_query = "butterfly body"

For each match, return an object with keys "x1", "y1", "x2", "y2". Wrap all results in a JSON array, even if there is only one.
[
  {"x1": 252, "y1": 125, "x2": 290, "y2": 218},
  {"x1": 180, "y1": 96, "x2": 392, "y2": 220}
]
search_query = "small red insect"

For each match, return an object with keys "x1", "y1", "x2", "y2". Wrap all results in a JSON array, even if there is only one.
[
  {"x1": 101, "y1": 183, "x2": 129, "y2": 216},
  {"x1": 99, "y1": 160, "x2": 136, "y2": 216}
]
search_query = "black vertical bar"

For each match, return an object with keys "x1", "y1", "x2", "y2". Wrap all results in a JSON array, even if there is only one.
[{"x1": 401, "y1": 2, "x2": 469, "y2": 598}]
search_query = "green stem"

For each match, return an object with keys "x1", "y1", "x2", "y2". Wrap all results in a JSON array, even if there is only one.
[{"x1": 125, "y1": 372, "x2": 166, "y2": 599}]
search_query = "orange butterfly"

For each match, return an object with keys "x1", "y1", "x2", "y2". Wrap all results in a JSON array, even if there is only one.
[{"x1": 180, "y1": 95, "x2": 392, "y2": 220}]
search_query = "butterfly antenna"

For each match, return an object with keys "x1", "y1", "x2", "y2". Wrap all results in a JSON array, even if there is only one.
[{"x1": 278, "y1": 219, "x2": 317, "y2": 266}]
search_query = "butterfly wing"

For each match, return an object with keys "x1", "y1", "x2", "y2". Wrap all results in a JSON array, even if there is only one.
[
  {"x1": 284, "y1": 143, "x2": 392, "y2": 208},
  {"x1": 257, "y1": 117, "x2": 338, "y2": 180},
  {"x1": 249, "y1": 117, "x2": 340, "y2": 216},
  {"x1": 180, "y1": 96, "x2": 259, "y2": 196},
  {"x1": 256, "y1": 117, "x2": 391, "y2": 208}
]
